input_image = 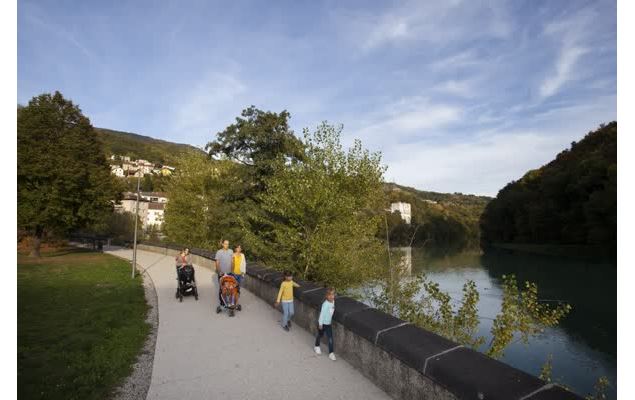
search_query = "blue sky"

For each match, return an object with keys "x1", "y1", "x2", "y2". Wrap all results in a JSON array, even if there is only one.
[{"x1": 18, "y1": 0, "x2": 616, "y2": 196}]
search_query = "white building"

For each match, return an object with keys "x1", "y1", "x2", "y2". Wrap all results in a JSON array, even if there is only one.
[
  {"x1": 146, "y1": 203, "x2": 165, "y2": 227},
  {"x1": 390, "y1": 202, "x2": 412, "y2": 224},
  {"x1": 110, "y1": 165, "x2": 125, "y2": 177},
  {"x1": 118, "y1": 195, "x2": 150, "y2": 227},
  {"x1": 137, "y1": 160, "x2": 154, "y2": 174},
  {"x1": 141, "y1": 192, "x2": 168, "y2": 203}
]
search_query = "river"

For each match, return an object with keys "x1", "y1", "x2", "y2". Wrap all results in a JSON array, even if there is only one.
[{"x1": 385, "y1": 246, "x2": 616, "y2": 399}]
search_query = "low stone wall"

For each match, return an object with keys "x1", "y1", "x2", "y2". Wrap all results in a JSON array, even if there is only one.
[{"x1": 137, "y1": 241, "x2": 583, "y2": 400}]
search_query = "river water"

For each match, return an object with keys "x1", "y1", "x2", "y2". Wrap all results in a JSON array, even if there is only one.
[{"x1": 386, "y1": 246, "x2": 616, "y2": 399}]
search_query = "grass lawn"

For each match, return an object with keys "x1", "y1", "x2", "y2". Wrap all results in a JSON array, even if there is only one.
[{"x1": 18, "y1": 248, "x2": 150, "y2": 400}]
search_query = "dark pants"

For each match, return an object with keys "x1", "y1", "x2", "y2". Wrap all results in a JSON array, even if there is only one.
[{"x1": 315, "y1": 324, "x2": 334, "y2": 353}]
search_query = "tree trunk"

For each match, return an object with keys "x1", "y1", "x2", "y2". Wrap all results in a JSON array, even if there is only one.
[{"x1": 29, "y1": 226, "x2": 43, "y2": 258}]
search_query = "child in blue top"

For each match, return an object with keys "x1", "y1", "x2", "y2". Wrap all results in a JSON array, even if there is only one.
[{"x1": 314, "y1": 288, "x2": 336, "y2": 360}]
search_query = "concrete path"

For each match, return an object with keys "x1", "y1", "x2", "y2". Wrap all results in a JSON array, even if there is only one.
[{"x1": 107, "y1": 249, "x2": 390, "y2": 400}]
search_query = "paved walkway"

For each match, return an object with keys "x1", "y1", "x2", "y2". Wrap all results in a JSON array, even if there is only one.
[{"x1": 107, "y1": 249, "x2": 390, "y2": 400}]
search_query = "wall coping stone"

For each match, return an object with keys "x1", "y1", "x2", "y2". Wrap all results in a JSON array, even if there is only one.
[
  {"x1": 425, "y1": 347, "x2": 546, "y2": 400},
  {"x1": 332, "y1": 296, "x2": 370, "y2": 323},
  {"x1": 342, "y1": 308, "x2": 406, "y2": 345},
  {"x1": 376, "y1": 324, "x2": 459, "y2": 373}
]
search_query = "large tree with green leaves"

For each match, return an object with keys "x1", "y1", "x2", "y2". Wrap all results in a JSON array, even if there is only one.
[
  {"x1": 242, "y1": 123, "x2": 386, "y2": 290},
  {"x1": 205, "y1": 106, "x2": 305, "y2": 201},
  {"x1": 17, "y1": 92, "x2": 118, "y2": 256},
  {"x1": 163, "y1": 151, "x2": 239, "y2": 248}
]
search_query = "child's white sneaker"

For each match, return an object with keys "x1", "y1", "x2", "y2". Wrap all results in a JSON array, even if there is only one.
[
  {"x1": 314, "y1": 346, "x2": 322, "y2": 355},
  {"x1": 329, "y1": 353, "x2": 337, "y2": 361}
]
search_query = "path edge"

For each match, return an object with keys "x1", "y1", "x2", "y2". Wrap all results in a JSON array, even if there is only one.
[{"x1": 111, "y1": 259, "x2": 160, "y2": 400}]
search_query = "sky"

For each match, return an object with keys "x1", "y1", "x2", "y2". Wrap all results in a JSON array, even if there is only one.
[{"x1": 17, "y1": 0, "x2": 616, "y2": 196}]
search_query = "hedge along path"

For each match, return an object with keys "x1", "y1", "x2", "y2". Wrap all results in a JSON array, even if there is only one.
[{"x1": 106, "y1": 248, "x2": 389, "y2": 400}]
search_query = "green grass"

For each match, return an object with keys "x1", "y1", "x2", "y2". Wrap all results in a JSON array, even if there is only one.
[{"x1": 18, "y1": 248, "x2": 150, "y2": 400}]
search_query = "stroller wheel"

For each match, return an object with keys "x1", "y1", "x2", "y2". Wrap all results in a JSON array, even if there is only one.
[
  {"x1": 179, "y1": 293, "x2": 183, "y2": 302},
  {"x1": 237, "y1": 304, "x2": 242, "y2": 311},
  {"x1": 216, "y1": 306, "x2": 222, "y2": 314},
  {"x1": 194, "y1": 288, "x2": 199, "y2": 301},
  {"x1": 229, "y1": 310, "x2": 235, "y2": 317},
  {"x1": 175, "y1": 289, "x2": 179, "y2": 299}
]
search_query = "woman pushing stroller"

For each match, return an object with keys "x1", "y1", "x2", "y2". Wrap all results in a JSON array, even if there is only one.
[
  {"x1": 175, "y1": 248, "x2": 198, "y2": 301},
  {"x1": 175, "y1": 248, "x2": 194, "y2": 278}
]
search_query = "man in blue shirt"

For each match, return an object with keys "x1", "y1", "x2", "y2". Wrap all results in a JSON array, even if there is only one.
[{"x1": 214, "y1": 239, "x2": 233, "y2": 307}]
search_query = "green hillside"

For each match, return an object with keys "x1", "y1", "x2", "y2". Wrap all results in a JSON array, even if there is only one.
[
  {"x1": 95, "y1": 128, "x2": 203, "y2": 164},
  {"x1": 99, "y1": 127, "x2": 492, "y2": 249},
  {"x1": 380, "y1": 182, "x2": 491, "y2": 249},
  {"x1": 480, "y1": 122, "x2": 616, "y2": 255}
]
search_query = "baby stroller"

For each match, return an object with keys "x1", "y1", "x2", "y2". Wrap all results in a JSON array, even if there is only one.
[
  {"x1": 216, "y1": 273, "x2": 242, "y2": 317},
  {"x1": 175, "y1": 265, "x2": 198, "y2": 302}
]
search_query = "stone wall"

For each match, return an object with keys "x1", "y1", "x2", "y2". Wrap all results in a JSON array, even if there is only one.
[{"x1": 138, "y1": 241, "x2": 583, "y2": 400}]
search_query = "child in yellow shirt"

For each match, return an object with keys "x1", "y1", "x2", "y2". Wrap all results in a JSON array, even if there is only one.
[{"x1": 274, "y1": 270, "x2": 300, "y2": 331}]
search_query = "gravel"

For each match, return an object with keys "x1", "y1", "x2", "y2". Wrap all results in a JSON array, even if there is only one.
[{"x1": 112, "y1": 269, "x2": 159, "y2": 400}]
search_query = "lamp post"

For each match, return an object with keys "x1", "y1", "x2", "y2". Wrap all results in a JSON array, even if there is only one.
[{"x1": 132, "y1": 169, "x2": 141, "y2": 279}]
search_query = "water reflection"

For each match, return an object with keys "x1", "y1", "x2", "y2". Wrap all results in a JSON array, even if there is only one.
[{"x1": 389, "y1": 246, "x2": 617, "y2": 398}]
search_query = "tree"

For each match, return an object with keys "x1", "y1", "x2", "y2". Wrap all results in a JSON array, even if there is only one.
[
  {"x1": 163, "y1": 151, "x2": 237, "y2": 248},
  {"x1": 95, "y1": 211, "x2": 140, "y2": 244},
  {"x1": 242, "y1": 123, "x2": 386, "y2": 290},
  {"x1": 480, "y1": 122, "x2": 616, "y2": 254},
  {"x1": 205, "y1": 106, "x2": 305, "y2": 201},
  {"x1": 141, "y1": 174, "x2": 154, "y2": 192},
  {"x1": 17, "y1": 92, "x2": 118, "y2": 256},
  {"x1": 369, "y1": 265, "x2": 571, "y2": 358}
]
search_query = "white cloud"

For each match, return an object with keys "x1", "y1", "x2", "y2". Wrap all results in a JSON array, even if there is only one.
[
  {"x1": 171, "y1": 72, "x2": 247, "y2": 139},
  {"x1": 539, "y1": 45, "x2": 588, "y2": 99},
  {"x1": 428, "y1": 49, "x2": 483, "y2": 72},
  {"x1": 363, "y1": 16, "x2": 410, "y2": 50},
  {"x1": 381, "y1": 95, "x2": 615, "y2": 196},
  {"x1": 385, "y1": 131, "x2": 562, "y2": 196},
  {"x1": 432, "y1": 79, "x2": 476, "y2": 98},
  {"x1": 538, "y1": 6, "x2": 599, "y2": 99},
  {"x1": 23, "y1": 12, "x2": 98, "y2": 64},
  {"x1": 352, "y1": 98, "x2": 463, "y2": 146},
  {"x1": 352, "y1": 1, "x2": 511, "y2": 52}
]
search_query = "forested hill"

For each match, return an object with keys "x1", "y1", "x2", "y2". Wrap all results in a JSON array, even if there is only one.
[
  {"x1": 95, "y1": 128, "x2": 203, "y2": 164},
  {"x1": 480, "y1": 122, "x2": 616, "y2": 253},
  {"x1": 380, "y1": 183, "x2": 492, "y2": 249}
]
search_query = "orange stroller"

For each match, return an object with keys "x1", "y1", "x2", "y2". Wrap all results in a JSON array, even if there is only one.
[{"x1": 216, "y1": 273, "x2": 242, "y2": 317}]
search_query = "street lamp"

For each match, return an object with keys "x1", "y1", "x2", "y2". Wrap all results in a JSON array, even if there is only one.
[{"x1": 132, "y1": 169, "x2": 141, "y2": 279}]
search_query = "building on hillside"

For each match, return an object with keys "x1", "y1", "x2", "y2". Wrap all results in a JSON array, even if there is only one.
[
  {"x1": 122, "y1": 156, "x2": 131, "y2": 162},
  {"x1": 137, "y1": 160, "x2": 154, "y2": 174},
  {"x1": 390, "y1": 202, "x2": 412, "y2": 224},
  {"x1": 122, "y1": 161, "x2": 135, "y2": 172},
  {"x1": 110, "y1": 165, "x2": 125, "y2": 177},
  {"x1": 118, "y1": 194, "x2": 150, "y2": 227},
  {"x1": 146, "y1": 203, "x2": 165, "y2": 227},
  {"x1": 423, "y1": 199, "x2": 438, "y2": 204},
  {"x1": 141, "y1": 192, "x2": 168, "y2": 203}
]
